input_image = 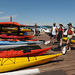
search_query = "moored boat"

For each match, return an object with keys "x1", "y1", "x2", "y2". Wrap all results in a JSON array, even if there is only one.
[
  {"x1": 0, "y1": 53, "x2": 62, "y2": 72},
  {"x1": 63, "y1": 37, "x2": 75, "y2": 44},
  {"x1": 0, "y1": 46, "x2": 52, "y2": 58},
  {"x1": 1, "y1": 28, "x2": 31, "y2": 32},
  {"x1": 0, "y1": 34, "x2": 34, "y2": 39},
  {"x1": 0, "y1": 40, "x2": 43, "y2": 45}
]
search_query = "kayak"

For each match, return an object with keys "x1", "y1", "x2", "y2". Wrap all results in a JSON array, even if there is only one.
[
  {"x1": 0, "y1": 38, "x2": 38, "y2": 42},
  {"x1": 63, "y1": 37, "x2": 75, "y2": 44},
  {"x1": 0, "y1": 45, "x2": 42, "y2": 50},
  {"x1": 0, "y1": 46, "x2": 52, "y2": 58},
  {"x1": 1, "y1": 69, "x2": 40, "y2": 75},
  {"x1": 0, "y1": 22, "x2": 20, "y2": 26},
  {"x1": 63, "y1": 37, "x2": 67, "y2": 41},
  {"x1": 1, "y1": 28, "x2": 32, "y2": 32},
  {"x1": 0, "y1": 38, "x2": 38, "y2": 41},
  {"x1": 0, "y1": 32, "x2": 27, "y2": 36},
  {"x1": 0, "y1": 40, "x2": 43, "y2": 45},
  {"x1": 0, "y1": 22, "x2": 26, "y2": 27},
  {"x1": 21, "y1": 29, "x2": 31, "y2": 32},
  {"x1": 0, "y1": 45, "x2": 28, "y2": 49},
  {"x1": 0, "y1": 34, "x2": 34, "y2": 39},
  {"x1": 0, "y1": 53, "x2": 62, "y2": 72}
]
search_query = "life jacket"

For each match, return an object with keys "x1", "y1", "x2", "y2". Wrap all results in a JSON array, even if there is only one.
[
  {"x1": 58, "y1": 27, "x2": 63, "y2": 32},
  {"x1": 67, "y1": 28, "x2": 73, "y2": 35}
]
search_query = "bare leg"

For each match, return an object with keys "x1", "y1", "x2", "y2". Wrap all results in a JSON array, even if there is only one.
[
  {"x1": 53, "y1": 37, "x2": 55, "y2": 44},
  {"x1": 67, "y1": 40, "x2": 71, "y2": 51},
  {"x1": 60, "y1": 38, "x2": 62, "y2": 46}
]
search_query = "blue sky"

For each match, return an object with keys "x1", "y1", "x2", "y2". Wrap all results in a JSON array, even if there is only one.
[{"x1": 0, "y1": 0, "x2": 75, "y2": 26}]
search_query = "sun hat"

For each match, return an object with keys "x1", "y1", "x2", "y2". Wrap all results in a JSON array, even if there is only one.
[
  {"x1": 67, "y1": 23, "x2": 72, "y2": 26},
  {"x1": 59, "y1": 24, "x2": 63, "y2": 26}
]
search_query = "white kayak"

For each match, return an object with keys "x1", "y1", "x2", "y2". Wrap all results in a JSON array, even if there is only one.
[
  {"x1": 0, "y1": 68, "x2": 40, "y2": 75},
  {"x1": 0, "y1": 41, "x2": 44, "y2": 45},
  {"x1": 0, "y1": 44, "x2": 28, "y2": 49}
]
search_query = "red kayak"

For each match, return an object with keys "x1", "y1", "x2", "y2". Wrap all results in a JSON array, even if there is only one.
[
  {"x1": 0, "y1": 38, "x2": 38, "y2": 41},
  {"x1": 25, "y1": 39, "x2": 38, "y2": 41},
  {"x1": 0, "y1": 46, "x2": 52, "y2": 58},
  {"x1": 0, "y1": 34, "x2": 34, "y2": 39},
  {"x1": 0, "y1": 22, "x2": 26, "y2": 27}
]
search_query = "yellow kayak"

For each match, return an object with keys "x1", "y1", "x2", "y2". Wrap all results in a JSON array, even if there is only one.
[
  {"x1": 21, "y1": 29, "x2": 31, "y2": 32},
  {"x1": 0, "y1": 53, "x2": 62, "y2": 72},
  {"x1": 63, "y1": 37, "x2": 75, "y2": 44},
  {"x1": 1, "y1": 28, "x2": 31, "y2": 32}
]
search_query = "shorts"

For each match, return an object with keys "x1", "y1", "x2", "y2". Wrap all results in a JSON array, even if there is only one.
[
  {"x1": 52, "y1": 35, "x2": 56, "y2": 38},
  {"x1": 67, "y1": 35, "x2": 72, "y2": 43},
  {"x1": 49, "y1": 33, "x2": 52, "y2": 36},
  {"x1": 67, "y1": 35, "x2": 72, "y2": 40},
  {"x1": 57, "y1": 31, "x2": 63, "y2": 41}
]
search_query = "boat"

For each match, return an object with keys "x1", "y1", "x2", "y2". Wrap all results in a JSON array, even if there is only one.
[
  {"x1": 0, "y1": 53, "x2": 62, "y2": 72},
  {"x1": 0, "y1": 40, "x2": 43, "y2": 45},
  {"x1": 0, "y1": 45, "x2": 28, "y2": 49},
  {"x1": 0, "y1": 40, "x2": 43, "y2": 49},
  {"x1": 0, "y1": 34, "x2": 34, "y2": 39},
  {"x1": 0, "y1": 45, "x2": 42, "y2": 50},
  {"x1": 1, "y1": 69, "x2": 40, "y2": 75},
  {"x1": 0, "y1": 22, "x2": 32, "y2": 34},
  {"x1": 0, "y1": 38, "x2": 38, "y2": 42},
  {"x1": 0, "y1": 22, "x2": 20, "y2": 26},
  {"x1": 0, "y1": 22, "x2": 27, "y2": 27},
  {"x1": 0, "y1": 46, "x2": 52, "y2": 58},
  {"x1": 1, "y1": 28, "x2": 32, "y2": 32},
  {"x1": 63, "y1": 37, "x2": 75, "y2": 44}
]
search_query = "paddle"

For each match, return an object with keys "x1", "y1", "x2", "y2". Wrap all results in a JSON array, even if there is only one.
[
  {"x1": 62, "y1": 46, "x2": 67, "y2": 55},
  {"x1": 44, "y1": 40, "x2": 51, "y2": 45}
]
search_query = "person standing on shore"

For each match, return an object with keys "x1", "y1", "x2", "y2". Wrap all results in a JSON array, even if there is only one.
[
  {"x1": 66, "y1": 23, "x2": 74, "y2": 51},
  {"x1": 51, "y1": 23, "x2": 58, "y2": 44},
  {"x1": 34, "y1": 24, "x2": 37, "y2": 36},
  {"x1": 57, "y1": 24, "x2": 64, "y2": 47}
]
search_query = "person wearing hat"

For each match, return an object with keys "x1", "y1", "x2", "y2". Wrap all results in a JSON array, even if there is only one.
[
  {"x1": 57, "y1": 24, "x2": 64, "y2": 47},
  {"x1": 51, "y1": 23, "x2": 58, "y2": 44},
  {"x1": 66, "y1": 23, "x2": 74, "y2": 51}
]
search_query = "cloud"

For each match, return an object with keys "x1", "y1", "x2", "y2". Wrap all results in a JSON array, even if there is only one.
[
  {"x1": 0, "y1": 15, "x2": 17, "y2": 19},
  {"x1": 0, "y1": 11, "x2": 4, "y2": 14}
]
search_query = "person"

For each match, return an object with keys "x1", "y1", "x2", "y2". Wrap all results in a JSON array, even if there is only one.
[
  {"x1": 66, "y1": 23, "x2": 74, "y2": 51},
  {"x1": 34, "y1": 24, "x2": 37, "y2": 36},
  {"x1": 51, "y1": 23, "x2": 58, "y2": 44},
  {"x1": 57, "y1": 24, "x2": 64, "y2": 47}
]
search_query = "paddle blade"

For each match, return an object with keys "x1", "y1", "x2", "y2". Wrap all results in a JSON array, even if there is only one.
[
  {"x1": 44, "y1": 41, "x2": 51, "y2": 45},
  {"x1": 62, "y1": 46, "x2": 67, "y2": 55}
]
